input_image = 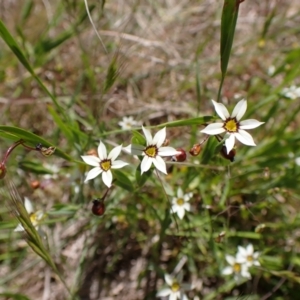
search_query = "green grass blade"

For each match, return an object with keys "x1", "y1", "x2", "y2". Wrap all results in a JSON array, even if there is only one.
[
  {"x1": 0, "y1": 125, "x2": 73, "y2": 161},
  {"x1": 218, "y1": 0, "x2": 243, "y2": 101}
]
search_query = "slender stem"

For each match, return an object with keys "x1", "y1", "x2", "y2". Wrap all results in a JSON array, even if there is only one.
[{"x1": 1, "y1": 140, "x2": 24, "y2": 164}]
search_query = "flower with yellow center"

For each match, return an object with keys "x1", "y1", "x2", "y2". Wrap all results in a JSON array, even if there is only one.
[
  {"x1": 14, "y1": 197, "x2": 44, "y2": 232},
  {"x1": 124, "y1": 126, "x2": 180, "y2": 175},
  {"x1": 81, "y1": 141, "x2": 128, "y2": 188},
  {"x1": 118, "y1": 116, "x2": 140, "y2": 130},
  {"x1": 171, "y1": 188, "x2": 192, "y2": 219},
  {"x1": 222, "y1": 254, "x2": 251, "y2": 283},
  {"x1": 201, "y1": 99, "x2": 264, "y2": 154},
  {"x1": 236, "y1": 244, "x2": 260, "y2": 268},
  {"x1": 156, "y1": 273, "x2": 192, "y2": 300}
]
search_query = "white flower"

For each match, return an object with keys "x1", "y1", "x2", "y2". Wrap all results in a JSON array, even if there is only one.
[
  {"x1": 236, "y1": 244, "x2": 260, "y2": 267},
  {"x1": 14, "y1": 197, "x2": 44, "y2": 232},
  {"x1": 118, "y1": 116, "x2": 140, "y2": 130},
  {"x1": 81, "y1": 141, "x2": 128, "y2": 187},
  {"x1": 268, "y1": 65, "x2": 275, "y2": 76},
  {"x1": 171, "y1": 188, "x2": 192, "y2": 219},
  {"x1": 201, "y1": 99, "x2": 264, "y2": 154},
  {"x1": 281, "y1": 85, "x2": 300, "y2": 100},
  {"x1": 157, "y1": 273, "x2": 192, "y2": 300},
  {"x1": 125, "y1": 126, "x2": 179, "y2": 174},
  {"x1": 222, "y1": 255, "x2": 251, "y2": 283}
]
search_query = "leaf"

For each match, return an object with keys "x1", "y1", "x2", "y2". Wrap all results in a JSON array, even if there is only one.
[
  {"x1": 113, "y1": 170, "x2": 134, "y2": 192},
  {"x1": 0, "y1": 125, "x2": 73, "y2": 161},
  {"x1": 218, "y1": 0, "x2": 243, "y2": 101}
]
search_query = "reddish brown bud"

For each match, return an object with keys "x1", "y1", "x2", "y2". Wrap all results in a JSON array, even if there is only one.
[
  {"x1": 92, "y1": 198, "x2": 105, "y2": 216},
  {"x1": 87, "y1": 148, "x2": 98, "y2": 156},
  {"x1": 189, "y1": 144, "x2": 202, "y2": 156},
  {"x1": 171, "y1": 148, "x2": 187, "y2": 162},
  {"x1": 0, "y1": 163, "x2": 7, "y2": 179},
  {"x1": 220, "y1": 146, "x2": 236, "y2": 162},
  {"x1": 30, "y1": 180, "x2": 40, "y2": 189}
]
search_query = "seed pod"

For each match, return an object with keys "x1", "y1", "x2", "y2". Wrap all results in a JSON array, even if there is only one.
[
  {"x1": 171, "y1": 148, "x2": 187, "y2": 162},
  {"x1": 92, "y1": 198, "x2": 105, "y2": 216},
  {"x1": 220, "y1": 145, "x2": 236, "y2": 162},
  {"x1": 189, "y1": 144, "x2": 202, "y2": 156}
]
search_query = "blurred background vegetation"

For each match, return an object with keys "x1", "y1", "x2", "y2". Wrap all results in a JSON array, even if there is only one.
[{"x1": 1, "y1": 0, "x2": 300, "y2": 299}]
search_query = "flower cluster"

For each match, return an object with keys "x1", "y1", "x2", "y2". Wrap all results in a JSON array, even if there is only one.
[
  {"x1": 82, "y1": 126, "x2": 180, "y2": 187},
  {"x1": 222, "y1": 244, "x2": 260, "y2": 283}
]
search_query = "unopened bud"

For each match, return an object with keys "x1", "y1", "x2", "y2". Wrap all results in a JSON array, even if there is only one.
[
  {"x1": 30, "y1": 180, "x2": 40, "y2": 189},
  {"x1": 220, "y1": 146, "x2": 236, "y2": 162},
  {"x1": 41, "y1": 146, "x2": 56, "y2": 157},
  {"x1": 0, "y1": 163, "x2": 7, "y2": 179},
  {"x1": 189, "y1": 144, "x2": 202, "y2": 156},
  {"x1": 87, "y1": 148, "x2": 98, "y2": 156},
  {"x1": 171, "y1": 148, "x2": 187, "y2": 162}
]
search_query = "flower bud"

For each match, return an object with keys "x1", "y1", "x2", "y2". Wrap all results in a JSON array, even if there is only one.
[
  {"x1": 30, "y1": 180, "x2": 40, "y2": 189},
  {"x1": 171, "y1": 148, "x2": 187, "y2": 162},
  {"x1": 36, "y1": 144, "x2": 56, "y2": 156},
  {"x1": 189, "y1": 144, "x2": 202, "y2": 156},
  {"x1": 0, "y1": 163, "x2": 7, "y2": 179},
  {"x1": 220, "y1": 145, "x2": 236, "y2": 162},
  {"x1": 92, "y1": 198, "x2": 105, "y2": 216}
]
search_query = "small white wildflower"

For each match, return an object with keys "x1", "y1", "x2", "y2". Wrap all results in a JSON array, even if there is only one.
[
  {"x1": 171, "y1": 188, "x2": 192, "y2": 219},
  {"x1": 125, "y1": 126, "x2": 179, "y2": 174},
  {"x1": 236, "y1": 244, "x2": 260, "y2": 267},
  {"x1": 118, "y1": 116, "x2": 140, "y2": 130},
  {"x1": 222, "y1": 254, "x2": 251, "y2": 283},
  {"x1": 201, "y1": 99, "x2": 264, "y2": 154},
  {"x1": 268, "y1": 65, "x2": 276, "y2": 76},
  {"x1": 14, "y1": 197, "x2": 44, "y2": 232},
  {"x1": 281, "y1": 85, "x2": 300, "y2": 100},
  {"x1": 157, "y1": 273, "x2": 192, "y2": 300},
  {"x1": 81, "y1": 141, "x2": 128, "y2": 188}
]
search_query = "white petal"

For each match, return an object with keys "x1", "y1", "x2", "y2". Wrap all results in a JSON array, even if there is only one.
[
  {"x1": 142, "y1": 126, "x2": 153, "y2": 145},
  {"x1": 253, "y1": 260, "x2": 260, "y2": 266},
  {"x1": 180, "y1": 292, "x2": 188, "y2": 300},
  {"x1": 200, "y1": 123, "x2": 225, "y2": 135},
  {"x1": 246, "y1": 244, "x2": 254, "y2": 254},
  {"x1": 35, "y1": 211, "x2": 44, "y2": 221},
  {"x1": 123, "y1": 144, "x2": 144, "y2": 155},
  {"x1": 235, "y1": 130, "x2": 256, "y2": 146},
  {"x1": 84, "y1": 167, "x2": 102, "y2": 182},
  {"x1": 111, "y1": 160, "x2": 128, "y2": 169},
  {"x1": 212, "y1": 100, "x2": 230, "y2": 120},
  {"x1": 141, "y1": 156, "x2": 152, "y2": 174},
  {"x1": 14, "y1": 223, "x2": 25, "y2": 232},
  {"x1": 177, "y1": 188, "x2": 183, "y2": 198},
  {"x1": 164, "y1": 274, "x2": 173, "y2": 286},
  {"x1": 177, "y1": 207, "x2": 185, "y2": 219},
  {"x1": 170, "y1": 293, "x2": 177, "y2": 300},
  {"x1": 225, "y1": 255, "x2": 235, "y2": 265},
  {"x1": 158, "y1": 146, "x2": 180, "y2": 157},
  {"x1": 171, "y1": 204, "x2": 179, "y2": 213},
  {"x1": 24, "y1": 197, "x2": 34, "y2": 214},
  {"x1": 152, "y1": 156, "x2": 167, "y2": 174},
  {"x1": 108, "y1": 144, "x2": 122, "y2": 161},
  {"x1": 231, "y1": 99, "x2": 247, "y2": 120},
  {"x1": 237, "y1": 246, "x2": 247, "y2": 256},
  {"x1": 102, "y1": 170, "x2": 113, "y2": 187},
  {"x1": 222, "y1": 266, "x2": 233, "y2": 275},
  {"x1": 152, "y1": 127, "x2": 166, "y2": 148},
  {"x1": 225, "y1": 134, "x2": 235, "y2": 154},
  {"x1": 81, "y1": 155, "x2": 100, "y2": 167},
  {"x1": 98, "y1": 141, "x2": 107, "y2": 160},
  {"x1": 183, "y1": 203, "x2": 191, "y2": 211},
  {"x1": 157, "y1": 288, "x2": 172, "y2": 297},
  {"x1": 239, "y1": 119, "x2": 264, "y2": 130}
]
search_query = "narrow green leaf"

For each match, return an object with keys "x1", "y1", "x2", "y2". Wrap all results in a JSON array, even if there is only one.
[
  {"x1": 0, "y1": 125, "x2": 73, "y2": 161},
  {"x1": 218, "y1": 0, "x2": 243, "y2": 101},
  {"x1": 113, "y1": 170, "x2": 134, "y2": 192}
]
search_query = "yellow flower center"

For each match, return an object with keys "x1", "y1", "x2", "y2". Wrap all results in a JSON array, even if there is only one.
[
  {"x1": 29, "y1": 213, "x2": 40, "y2": 226},
  {"x1": 100, "y1": 159, "x2": 112, "y2": 171},
  {"x1": 247, "y1": 255, "x2": 253, "y2": 262},
  {"x1": 144, "y1": 145, "x2": 157, "y2": 158},
  {"x1": 171, "y1": 281, "x2": 180, "y2": 292},
  {"x1": 233, "y1": 263, "x2": 241, "y2": 273},
  {"x1": 176, "y1": 198, "x2": 184, "y2": 206},
  {"x1": 224, "y1": 118, "x2": 238, "y2": 132}
]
